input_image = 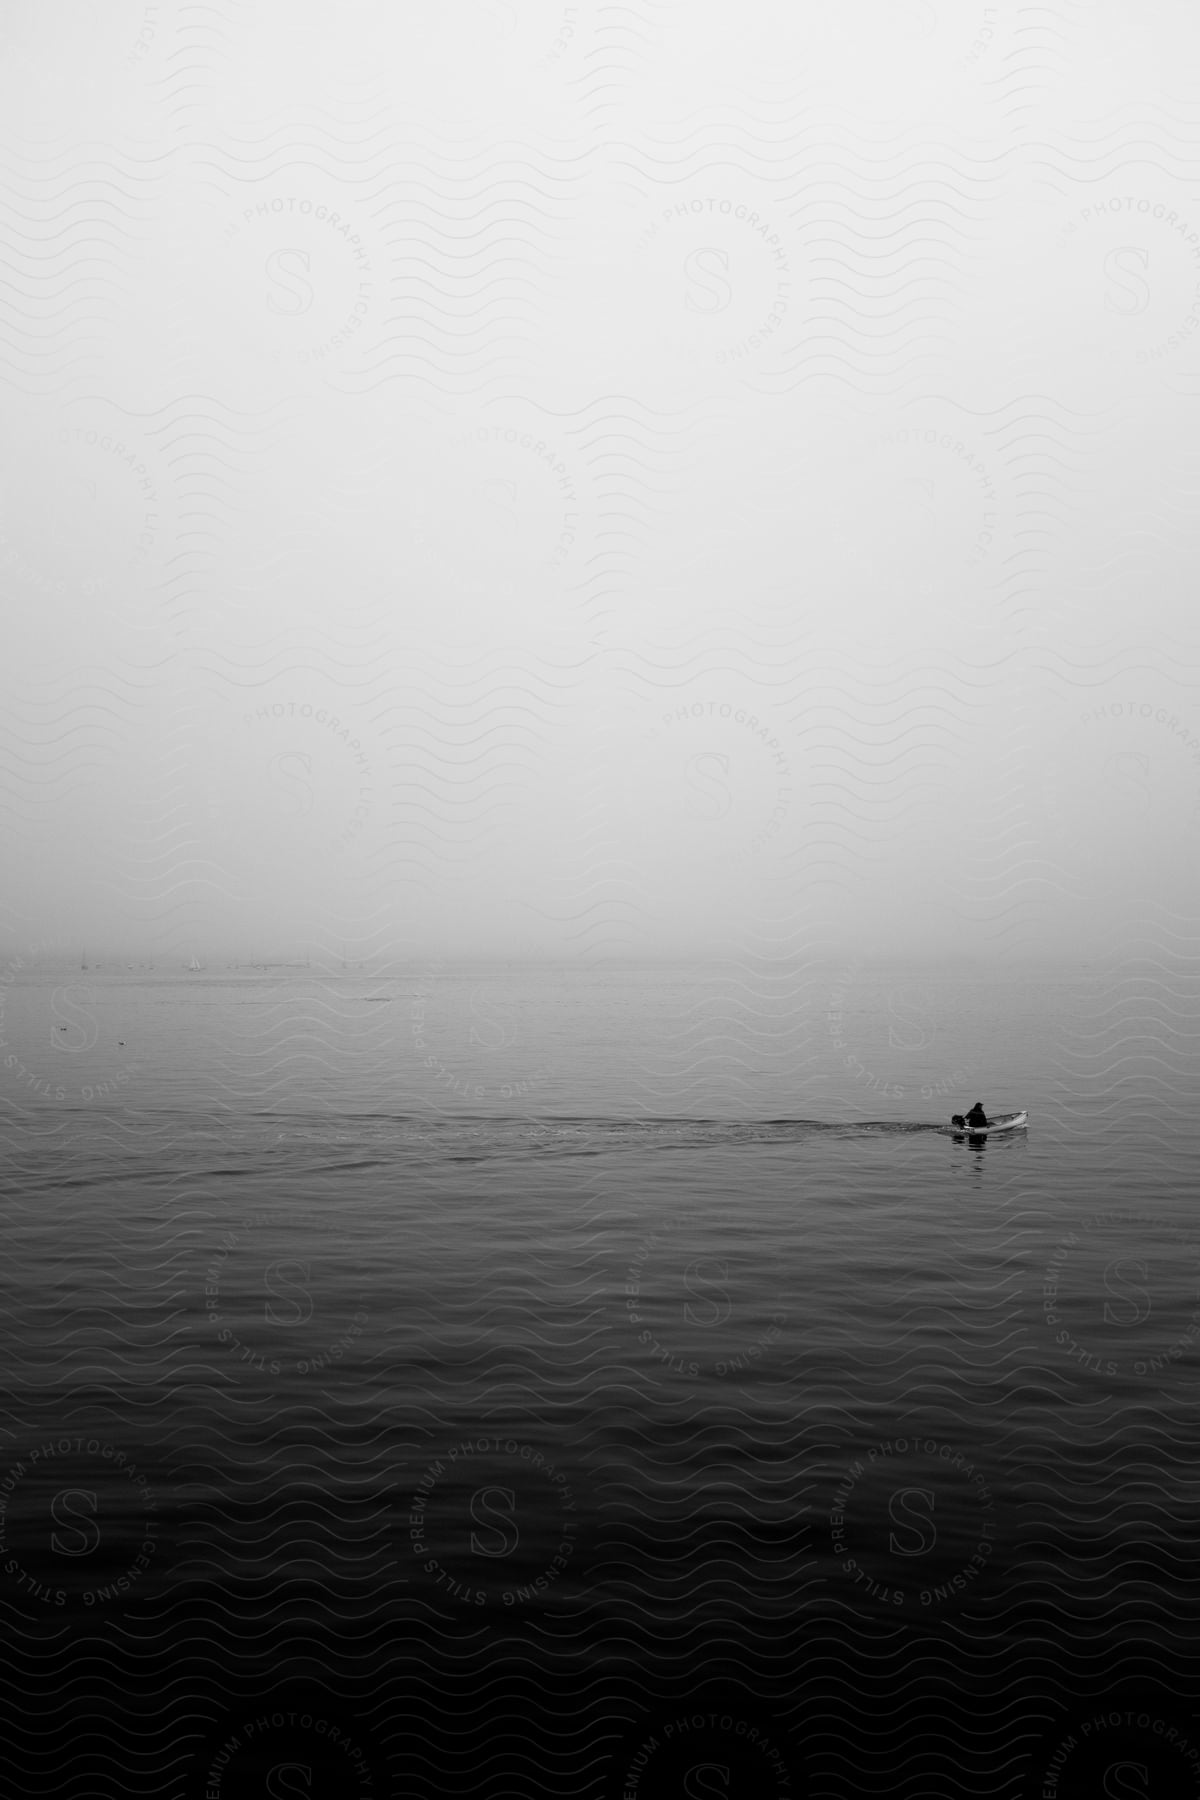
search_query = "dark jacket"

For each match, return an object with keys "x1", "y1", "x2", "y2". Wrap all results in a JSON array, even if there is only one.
[{"x1": 965, "y1": 1103, "x2": 988, "y2": 1127}]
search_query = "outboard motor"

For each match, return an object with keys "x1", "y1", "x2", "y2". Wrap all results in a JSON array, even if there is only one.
[{"x1": 951, "y1": 1114, "x2": 965, "y2": 1128}]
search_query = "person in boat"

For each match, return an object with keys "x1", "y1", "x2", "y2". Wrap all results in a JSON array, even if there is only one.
[{"x1": 950, "y1": 1102, "x2": 989, "y2": 1128}]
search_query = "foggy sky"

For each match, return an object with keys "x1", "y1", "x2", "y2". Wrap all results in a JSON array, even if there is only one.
[{"x1": 3, "y1": 1, "x2": 1199, "y2": 968}]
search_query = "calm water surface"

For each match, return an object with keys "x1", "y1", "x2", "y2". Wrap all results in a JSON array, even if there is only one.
[{"x1": 2, "y1": 961, "x2": 1198, "y2": 1795}]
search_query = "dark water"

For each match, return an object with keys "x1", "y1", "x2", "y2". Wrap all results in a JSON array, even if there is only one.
[{"x1": 2, "y1": 962, "x2": 1199, "y2": 1795}]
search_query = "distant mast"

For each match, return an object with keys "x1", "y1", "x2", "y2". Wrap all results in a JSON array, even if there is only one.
[{"x1": 81, "y1": 949, "x2": 87, "y2": 971}]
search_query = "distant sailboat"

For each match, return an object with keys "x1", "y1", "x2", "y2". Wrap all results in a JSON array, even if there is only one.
[
  {"x1": 81, "y1": 949, "x2": 87, "y2": 971},
  {"x1": 187, "y1": 956, "x2": 203, "y2": 972}
]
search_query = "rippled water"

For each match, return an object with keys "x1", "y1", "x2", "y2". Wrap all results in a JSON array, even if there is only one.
[{"x1": 2, "y1": 961, "x2": 1198, "y2": 1796}]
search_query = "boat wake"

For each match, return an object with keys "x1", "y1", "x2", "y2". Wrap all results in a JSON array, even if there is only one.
[{"x1": 267, "y1": 1113, "x2": 1029, "y2": 1161}]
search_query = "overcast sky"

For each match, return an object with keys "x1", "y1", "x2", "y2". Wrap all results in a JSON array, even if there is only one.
[{"x1": 2, "y1": 2, "x2": 1199, "y2": 965}]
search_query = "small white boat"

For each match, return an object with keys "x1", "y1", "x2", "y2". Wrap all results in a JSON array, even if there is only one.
[{"x1": 949, "y1": 1109, "x2": 1028, "y2": 1136}]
